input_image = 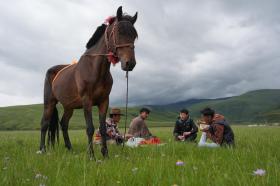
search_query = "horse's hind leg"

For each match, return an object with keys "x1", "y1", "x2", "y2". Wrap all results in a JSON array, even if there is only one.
[
  {"x1": 39, "y1": 100, "x2": 57, "y2": 152},
  {"x1": 60, "y1": 108, "x2": 74, "y2": 150}
]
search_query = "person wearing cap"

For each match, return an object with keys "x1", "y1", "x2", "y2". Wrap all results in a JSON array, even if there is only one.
[
  {"x1": 173, "y1": 109, "x2": 198, "y2": 142},
  {"x1": 198, "y1": 107, "x2": 235, "y2": 147},
  {"x1": 95, "y1": 108, "x2": 124, "y2": 145},
  {"x1": 127, "y1": 108, "x2": 153, "y2": 139}
]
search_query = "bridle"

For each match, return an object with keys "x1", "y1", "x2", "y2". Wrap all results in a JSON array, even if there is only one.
[
  {"x1": 105, "y1": 21, "x2": 135, "y2": 55},
  {"x1": 84, "y1": 20, "x2": 136, "y2": 65}
]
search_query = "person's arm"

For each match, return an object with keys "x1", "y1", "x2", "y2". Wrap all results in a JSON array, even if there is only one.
[
  {"x1": 190, "y1": 119, "x2": 198, "y2": 134},
  {"x1": 206, "y1": 124, "x2": 224, "y2": 144},
  {"x1": 173, "y1": 121, "x2": 180, "y2": 138},
  {"x1": 140, "y1": 121, "x2": 152, "y2": 138}
]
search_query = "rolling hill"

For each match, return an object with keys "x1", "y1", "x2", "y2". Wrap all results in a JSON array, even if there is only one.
[{"x1": 0, "y1": 89, "x2": 279, "y2": 130}]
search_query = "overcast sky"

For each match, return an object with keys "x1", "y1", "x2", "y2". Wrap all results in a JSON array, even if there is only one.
[{"x1": 0, "y1": 0, "x2": 280, "y2": 107}]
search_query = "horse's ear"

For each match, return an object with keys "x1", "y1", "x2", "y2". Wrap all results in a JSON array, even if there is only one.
[
  {"x1": 116, "y1": 6, "x2": 123, "y2": 21},
  {"x1": 131, "y1": 12, "x2": 138, "y2": 25}
]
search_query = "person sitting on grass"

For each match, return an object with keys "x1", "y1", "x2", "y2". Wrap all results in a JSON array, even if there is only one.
[
  {"x1": 95, "y1": 108, "x2": 124, "y2": 145},
  {"x1": 198, "y1": 107, "x2": 235, "y2": 147},
  {"x1": 173, "y1": 109, "x2": 198, "y2": 142},
  {"x1": 127, "y1": 108, "x2": 153, "y2": 139}
]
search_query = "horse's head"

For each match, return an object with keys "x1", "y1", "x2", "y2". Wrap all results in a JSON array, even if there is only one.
[{"x1": 107, "y1": 6, "x2": 138, "y2": 71}]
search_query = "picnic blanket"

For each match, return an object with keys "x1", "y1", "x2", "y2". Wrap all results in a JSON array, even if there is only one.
[{"x1": 126, "y1": 137, "x2": 161, "y2": 147}]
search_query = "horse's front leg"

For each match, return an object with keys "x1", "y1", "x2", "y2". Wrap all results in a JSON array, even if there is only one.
[
  {"x1": 98, "y1": 97, "x2": 109, "y2": 158},
  {"x1": 82, "y1": 96, "x2": 95, "y2": 159}
]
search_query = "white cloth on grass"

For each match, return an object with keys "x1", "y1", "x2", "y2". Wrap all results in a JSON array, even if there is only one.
[
  {"x1": 126, "y1": 137, "x2": 145, "y2": 148},
  {"x1": 198, "y1": 132, "x2": 220, "y2": 148}
]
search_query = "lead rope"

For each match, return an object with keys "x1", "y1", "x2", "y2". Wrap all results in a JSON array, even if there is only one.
[{"x1": 123, "y1": 70, "x2": 129, "y2": 147}]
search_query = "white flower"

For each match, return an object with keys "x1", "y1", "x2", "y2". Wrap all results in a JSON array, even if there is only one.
[
  {"x1": 132, "y1": 167, "x2": 138, "y2": 172},
  {"x1": 253, "y1": 169, "x2": 266, "y2": 176},
  {"x1": 96, "y1": 160, "x2": 102, "y2": 164},
  {"x1": 35, "y1": 173, "x2": 42, "y2": 179}
]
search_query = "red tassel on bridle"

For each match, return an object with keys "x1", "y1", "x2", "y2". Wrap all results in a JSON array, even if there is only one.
[
  {"x1": 107, "y1": 52, "x2": 119, "y2": 65},
  {"x1": 105, "y1": 16, "x2": 115, "y2": 25}
]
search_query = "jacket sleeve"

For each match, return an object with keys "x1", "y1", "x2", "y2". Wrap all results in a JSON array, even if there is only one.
[
  {"x1": 206, "y1": 124, "x2": 224, "y2": 144},
  {"x1": 190, "y1": 119, "x2": 198, "y2": 134},
  {"x1": 173, "y1": 121, "x2": 180, "y2": 137}
]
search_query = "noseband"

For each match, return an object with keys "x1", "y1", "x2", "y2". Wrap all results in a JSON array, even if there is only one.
[{"x1": 84, "y1": 20, "x2": 135, "y2": 65}]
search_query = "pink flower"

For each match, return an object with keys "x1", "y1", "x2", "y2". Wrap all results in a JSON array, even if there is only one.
[
  {"x1": 176, "y1": 160, "x2": 184, "y2": 166},
  {"x1": 253, "y1": 169, "x2": 266, "y2": 176}
]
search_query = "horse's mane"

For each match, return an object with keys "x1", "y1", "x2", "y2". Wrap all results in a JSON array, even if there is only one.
[{"x1": 86, "y1": 23, "x2": 107, "y2": 49}]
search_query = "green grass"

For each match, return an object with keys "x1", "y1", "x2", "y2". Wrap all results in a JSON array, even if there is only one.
[{"x1": 0, "y1": 126, "x2": 279, "y2": 186}]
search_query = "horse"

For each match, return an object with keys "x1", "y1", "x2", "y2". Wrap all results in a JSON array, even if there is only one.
[{"x1": 39, "y1": 6, "x2": 138, "y2": 158}]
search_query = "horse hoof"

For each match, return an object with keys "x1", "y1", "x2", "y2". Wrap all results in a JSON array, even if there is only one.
[
  {"x1": 101, "y1": 148, "x2": 108, "y2": 158},
  {"x1": 37, "y1": 148, "x2": 46, "y2": 154},
  {"x1": 65, "y1": 146, "x2": 73, "y2": 151}
]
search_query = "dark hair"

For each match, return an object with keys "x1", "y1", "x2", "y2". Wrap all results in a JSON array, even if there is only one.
[
  {"x1": 86, "y1": 24, "x2": 107, "y2": 49},
  {"x1": 180, "y1": 109, "x2": 189, "y2": 114},
  {"x1": 140, "y1": 108, "x2": 151, "y2": 114},
  {"x1": 200, "y1": 107, "x2": 215, "y2": 117}
]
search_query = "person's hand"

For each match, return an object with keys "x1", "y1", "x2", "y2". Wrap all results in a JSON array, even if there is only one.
[
  {"x1": 183, "y1": 132, "x2": 191, "y2": 136},
  {"x1": 178, "y1": 135, "x2": 184, "y2": 140},
  {"x1": 201, "y1": 127, "x2": 209, "y2": 132}
]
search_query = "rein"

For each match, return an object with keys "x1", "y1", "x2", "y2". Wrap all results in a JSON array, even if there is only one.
[{"x1": 123, "y1": 70, "x2": 129, "y2": 147}]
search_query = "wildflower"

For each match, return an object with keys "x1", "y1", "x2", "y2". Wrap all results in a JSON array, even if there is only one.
[
  {"x1": 253, "y1": 169, "x2": 266, "y2": 176},
  {"x1": 176, "y1": 160, "x2": 184, "y2": 166},
  {"x1": 35, "y1": 173, "x2": 42, "y2": 179},
  {"x1": 193, "y1": 166, "x2": 198, "y2": 171},
  {"x1": 96, "y1": 160, "x2": 102, "y2": 164},
  {"x1": 115, "y1": 154, "x2": 120, "y2": 158},
  {"x1": 132, "y1": 167, "x2": 138, "y2": 172}
]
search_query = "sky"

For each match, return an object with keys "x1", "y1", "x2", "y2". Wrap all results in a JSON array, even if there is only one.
[{"x1": 0, "y1": 0, "x2": 280, "y2": 107}]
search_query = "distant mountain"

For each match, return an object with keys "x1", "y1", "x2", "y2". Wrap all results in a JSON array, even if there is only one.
[
  {"x1": 147, "y1": 89, "x2": 280, "y2": 123},
  {"x1": 0, "y1": 89, "x2": 279, "y2": 130}
]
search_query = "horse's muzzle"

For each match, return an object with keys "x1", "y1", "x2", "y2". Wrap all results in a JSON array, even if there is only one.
[{"x1": 121, "y1": 60, "x2": 136, "y2": 71}]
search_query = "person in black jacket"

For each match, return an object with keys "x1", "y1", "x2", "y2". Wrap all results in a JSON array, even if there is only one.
[{"x1": 173, "y1": 109, "x2": 198, "y2": 142}]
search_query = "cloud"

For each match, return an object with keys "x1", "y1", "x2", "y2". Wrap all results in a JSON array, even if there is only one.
[{"x1": 0, "y1": 0, "x2": 280, "y2": 107}]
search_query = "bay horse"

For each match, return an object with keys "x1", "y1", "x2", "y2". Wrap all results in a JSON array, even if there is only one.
[{"x1": 39, "y1": 6, "x2": 138, "y2": 158}]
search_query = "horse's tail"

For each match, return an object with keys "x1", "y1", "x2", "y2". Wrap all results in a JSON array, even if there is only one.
[
  {"x1": 47, "y1": 106, "x2": 59, "y2": 146},
  {"x1": 43, "y1": 65, "x2": 67, "y2": 146}
]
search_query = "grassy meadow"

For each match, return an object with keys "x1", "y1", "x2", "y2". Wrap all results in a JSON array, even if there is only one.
[{"x1": 0, "y1": 126, "x2": 279, "y2": 186}]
